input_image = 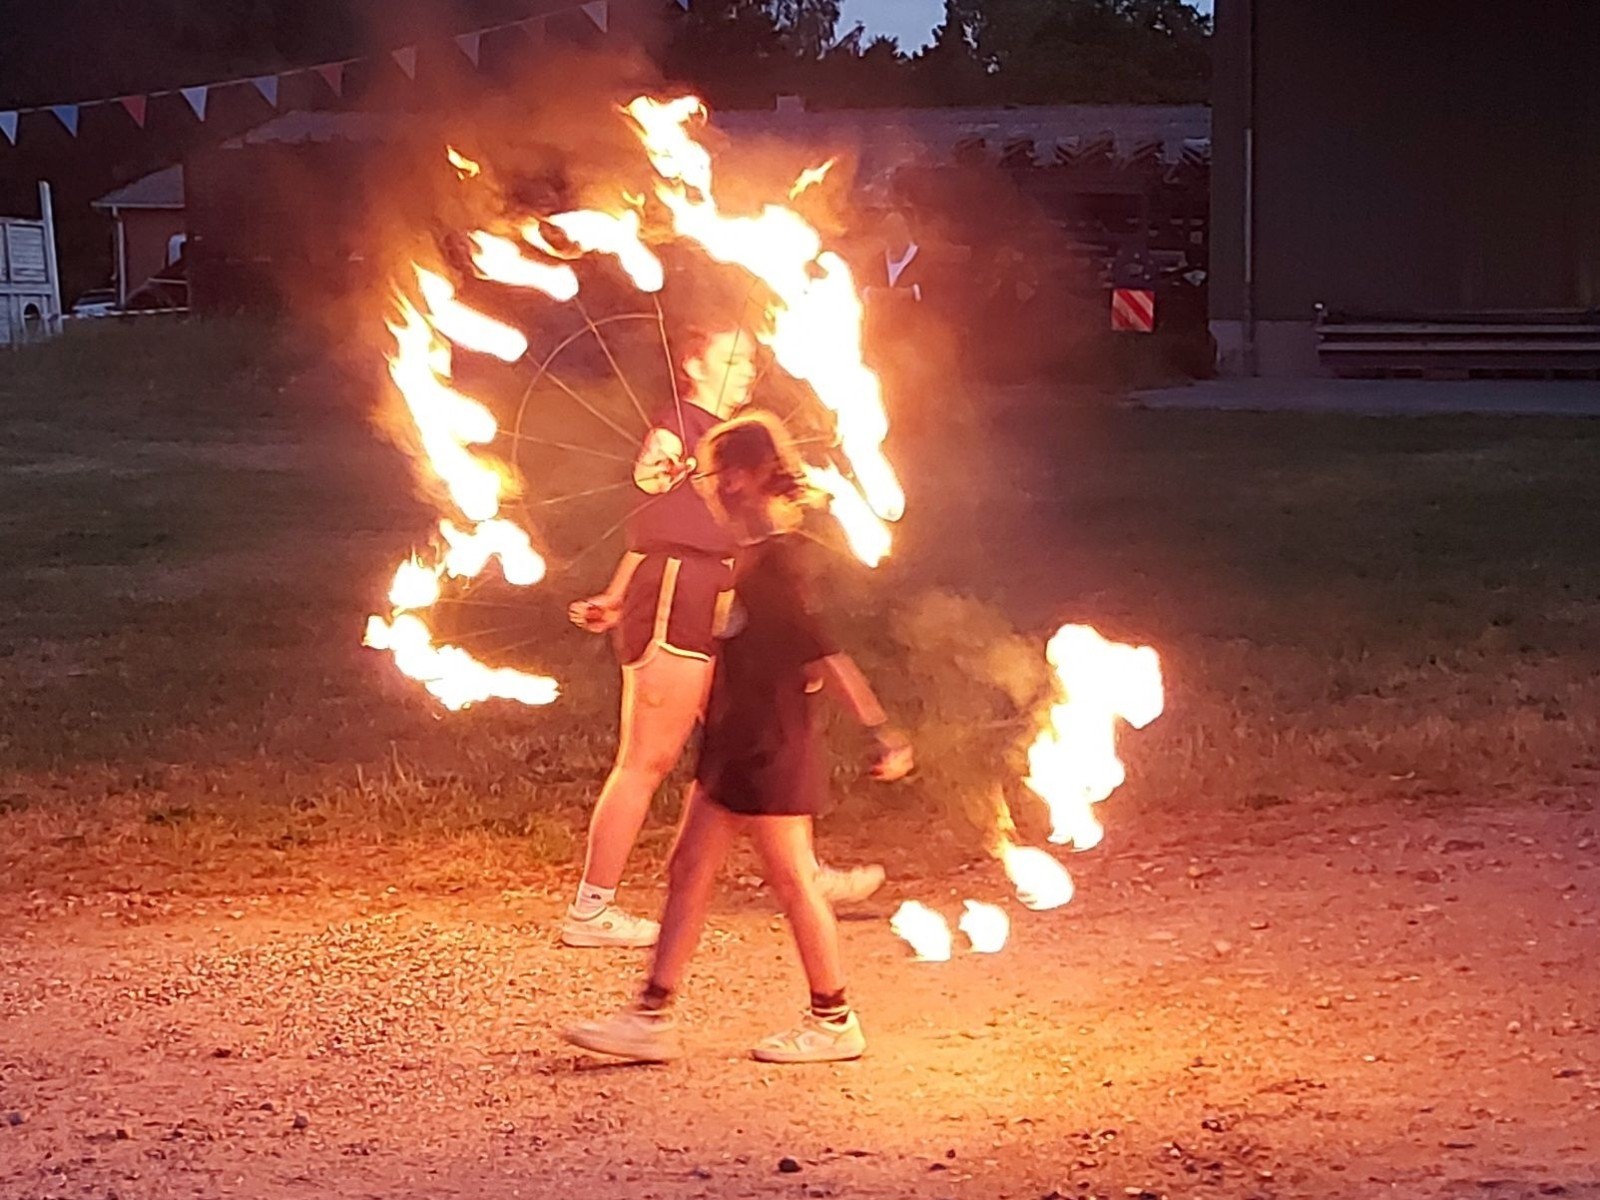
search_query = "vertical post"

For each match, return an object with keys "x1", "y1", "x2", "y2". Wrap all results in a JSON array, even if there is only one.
[
  {"x1": 115, "y1": 213, "x2": 128, "y2": 309},
  {"x1": 38, "y1": 181, "x2": 64, "y2": 335},
  {"x1": 1241, "y1": 1, "x2": 1256, "y2": 376}
]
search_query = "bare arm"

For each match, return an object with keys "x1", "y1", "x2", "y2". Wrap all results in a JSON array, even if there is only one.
[
  {"x1": 820, "y1": 652, "x2": 913, "y2": 781},
  {"x1": 599, "y1": 550, "x2": 646, "y2": 604},
  {"x1": 568, "y1": 551, "x2": 646, "y2": 633},
  {"x1": 820, "y1": 653, "x2": 887, "y2": 728}
]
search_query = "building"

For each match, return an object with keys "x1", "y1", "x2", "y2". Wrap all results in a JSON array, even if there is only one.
[
  {"x1": 90, "y1": 165, "x2": 186, "y2": 309},
  {"x1": 0, "y1": 182, "x2": 63, "y2": 344},
  {"x1": 1210, "y1": 0, "x2": 1600, "y2": 377}
]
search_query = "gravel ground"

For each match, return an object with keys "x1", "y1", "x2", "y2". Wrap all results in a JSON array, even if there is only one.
[{"x1": 3, "y1": 795, "x2": 1598, "y2": 1200}]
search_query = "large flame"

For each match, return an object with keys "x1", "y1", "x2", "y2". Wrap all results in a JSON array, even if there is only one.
[
  {"x1": 469, "y1": 232, "x2": 580, "y2": 301},
  {"x1": 363, "y1": 273, "x2": 557, "y2": 710},
  {"x1": 1025, "y1": 625, "x2": 1165, "y2": 850},
  {"x1": 624, "y1": 95, "x2": 904, "y2": 539}
]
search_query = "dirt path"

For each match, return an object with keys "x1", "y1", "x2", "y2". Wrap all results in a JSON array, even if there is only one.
[{"x1": 3, "y1": 796, "x2": 1597, "y2": 1200}]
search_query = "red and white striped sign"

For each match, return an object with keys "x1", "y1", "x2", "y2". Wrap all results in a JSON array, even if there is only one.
[{"x1": 1111, "y1": 288, "x2": 1156, "y2": 334}]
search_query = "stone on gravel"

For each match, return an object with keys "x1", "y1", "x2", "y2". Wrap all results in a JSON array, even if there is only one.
[
  {"x1": 778, "y1": 1156, "x2": 802, "y2": 1173},
  {"x1": 292, "y1": 1113, "x2": 310, "y2": 1130},
  {"x1": 5, "y1": 1111, "x2": 22, "y2": 1127}
]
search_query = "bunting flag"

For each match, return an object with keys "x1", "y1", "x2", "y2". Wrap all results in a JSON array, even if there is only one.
[
  {"x1": 118, "y1": 95, "x2": 147, "y2": 127},
  {"x1": 0, "y1": 0, "x2": 629, "y2": 147},
  {"x1": 180, "y1": 86, "x2": 209, "y2": 121},
  {"x1": 676, "y1": 0, "x2": 690, "y2": 8},
  {"x1": 315, "y1": 62, "x2": 345, "y2": 97}
]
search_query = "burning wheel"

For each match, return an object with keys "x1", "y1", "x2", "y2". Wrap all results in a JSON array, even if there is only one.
[{"x1": 364, "y1": 97, "x2": 902, "y2": 711}]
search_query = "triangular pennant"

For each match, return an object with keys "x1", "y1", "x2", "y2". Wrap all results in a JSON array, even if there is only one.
[
  {"x1": 0, "y1": 112, "x2": 16, "y2": 145},
  {"x1": 675, "y1": 0, "x2": 689, "y2": 9},
  {"x1": 517, "y1": 17, "x2": 547, "y2": 44},
  {"x1": 250, "y1": 75, "x2": 279, "y2": 107},
  {"x1": 392, "y1": 45, "x2": 418, "y2": 78},
  {"x1": 454, "y1": 30, "x2": 482, "y2": 66},
  {"x1": 118, "y1": 95, "x2": 148, "y2": 127},
  {"x1": 180, "y1": 86, "x2": 208, "y2": 121},
  {"x1": 50, "y1": 105, "x2": 79, "y2": 136},
  {"x1": 314, "y1": 62, "x2": 344, "y2": 97},
  {"x1": 581, "y1": 1, "x2": 609, "y2": 32}
]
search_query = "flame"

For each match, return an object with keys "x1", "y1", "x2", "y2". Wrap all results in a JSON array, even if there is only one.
[
  {"x1": 446, "y1": 146, "x2": 482, "y2": 178},
  {"x1": 890, "y1": 901, "x2": 953, "y2": 961},
  {"x1": 1025, "y1": 625, "x2": 1165, "y2": 849},
  {"x1": 959, "y1": 900, "x2": 1010, "y2": 953},
  {"x1": 439, "y1": 518, "x2": 546, "y2": 586},
  {"x1": 788, "y1": 158, "x2": 837, "y2": 200},
  {"x1": 525, "y1": 211, "x2": 664, "y2": 293},
  {"x1": 415, "y1": 266, "x2": 528, "y2": 362},
  {"x1": 997, "y1": 839, "x2": 1075, "y2": 911},
  {"x1": 386, "y1": 298, "x2": 503, "y2": 522},
  {"x1": 389, "y1": 557, "x2": 442, "y2": 610},
  {"x1": 366, "y1": 278, "x2": 556, "y2": 710},
  {"x1": 469, "y1": 232, "x2": 580, "y2": 301},
  {"x1": 805, "y1": 464, "x2": 890, "y2": 567},
  {"x1": 364, "y1": 613, "x2": 558, "y2": 710},
  {"x1": 625, "y1": 95, "x2": 904, "y2": 553}
]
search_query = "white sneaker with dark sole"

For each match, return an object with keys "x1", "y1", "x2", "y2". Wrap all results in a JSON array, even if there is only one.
[
  {"x1": 815, "y1": 863, "x2": 887, "y2": 905},
  {"x1": 564, "y1": 1006, "x2": 682, "y2": 1062},
  {"x1": 560, "y1": 905, "x2": 660, "y2": 948},
  {"x1": 752, "y1": 1011, "x2": 866, "y2": 1064}
]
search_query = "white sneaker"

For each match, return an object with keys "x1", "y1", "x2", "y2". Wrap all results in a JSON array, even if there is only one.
[
  {"x1": 565, "y1": 1006, "x2": 682, "y2": 1062},
  {"x1": 815, "y1": 863, "x2": 886, "y2": 905},
  {"x1": 560, "y1": 905, "x2": 660, "y2": 948},
  {"x1": 752, "y1": 1010, "x2": 866, "y2": 1064}
]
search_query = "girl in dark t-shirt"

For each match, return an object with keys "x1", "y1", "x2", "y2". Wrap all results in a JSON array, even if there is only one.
[
  {"x1": 565, "y1": 413, "x2": 913, "y2": 1065},
  {"x1": 561, "y1": 330, "x2": 888, "y2": 949}
]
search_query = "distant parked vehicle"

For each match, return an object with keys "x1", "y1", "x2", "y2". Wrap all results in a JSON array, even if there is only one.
[{"x1": 68, "y1": 288, "x2": 118, "y2": 319}]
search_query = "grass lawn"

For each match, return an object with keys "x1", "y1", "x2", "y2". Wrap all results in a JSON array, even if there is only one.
[{"x1": 2, "y1": 319, "x2": 1597, "y2": 895}]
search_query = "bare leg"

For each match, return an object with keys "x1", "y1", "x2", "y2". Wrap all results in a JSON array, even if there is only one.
[
  {"x1": 647, "y1": 785, "x2": 739, "y2": 991},
  {"x1": 580, "y1": 652, "x2": 712, "y2": 890},
  {"x1": 747, "y1": 815, "x2": 844, "y2": 997}
]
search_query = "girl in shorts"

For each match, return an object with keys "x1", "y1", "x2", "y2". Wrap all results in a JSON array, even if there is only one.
[
  {"x1": 562, "y1": 330, "x2": 884, "y2": 948},
  {"x1": 564, "y1": 413, "x2": 913, "y2": 1062}
]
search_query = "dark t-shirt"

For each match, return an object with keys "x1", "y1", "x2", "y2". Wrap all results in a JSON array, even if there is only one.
[
  {"x1": 624, "y1": 403, "x2": 735, "y2": 557},
  {"x1": 696, "y1": 535, "x2": 840, "y2": 815}
]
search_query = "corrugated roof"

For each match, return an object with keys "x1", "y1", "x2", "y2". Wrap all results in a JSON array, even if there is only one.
[
  {"x1": 91, "y1": 164, "x2": 184, "y2": 211},
  {"x1": 716, "y1": 103, "x2": 1211, "y2": 175},
  {"x1": 222, "y1": 110, "x2": 399, "y2": 147},
  {"x1": 90, "y1": 103, "x2": 1211, "y2": 214}
]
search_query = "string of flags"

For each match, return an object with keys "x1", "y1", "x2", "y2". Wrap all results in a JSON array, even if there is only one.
[{"x1": 0, "y1": 0, "x2": 690, "y2": 146}]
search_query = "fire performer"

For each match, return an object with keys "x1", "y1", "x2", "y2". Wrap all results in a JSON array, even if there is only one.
[
  {"x1": 563, "y1": 328, "x2": 886, "y2": 948},
  {"x1": 566, "y1": 413, "x2": 913, "y2": 1062}
]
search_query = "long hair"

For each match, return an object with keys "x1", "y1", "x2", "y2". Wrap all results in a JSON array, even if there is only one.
[{"x1": 698, "y1": 411, "x2": 811, "y2": 534}]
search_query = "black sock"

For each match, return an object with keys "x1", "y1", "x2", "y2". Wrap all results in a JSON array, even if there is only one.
[
  {"x1": 810, "y1": 988, "x2": 850, "y2": 1024},
  {"x1": 640, "y1": 980, "x2": 673, "y2": 1013}
]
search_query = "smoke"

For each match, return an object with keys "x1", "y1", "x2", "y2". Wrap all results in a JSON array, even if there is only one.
[{"x1": 885, "y1": 589, "x2": 1053, "y2": 840}]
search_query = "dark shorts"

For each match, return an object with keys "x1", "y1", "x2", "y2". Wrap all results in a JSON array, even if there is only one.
[{"x1": 613, "y1": 551, "x2": 735, "y2": 668}]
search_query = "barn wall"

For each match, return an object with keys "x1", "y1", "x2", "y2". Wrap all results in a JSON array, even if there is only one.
[
  {"x1": 121, "y1": 209, "x2": 185, "y2": 300},
  {"x1": 187, "y1": 142, "x2": 380, "y2": 316},
  {"x1": 1211, "y1": 0, "x2": 1600, "y2": 374}
]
